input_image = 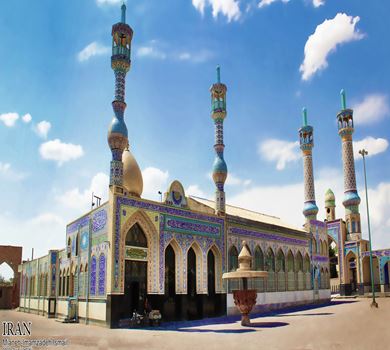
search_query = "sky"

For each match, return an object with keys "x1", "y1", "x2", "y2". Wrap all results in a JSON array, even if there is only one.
[{"x1": 0, "y1": 0, "x2": 389, "y2": 273}]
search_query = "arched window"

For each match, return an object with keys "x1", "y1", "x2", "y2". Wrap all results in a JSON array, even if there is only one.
[
  {"x1": 287, "y1": 251, "x2": 295, "y2": 291},
  {"x1": 276, "y1": 250, "x2": 285, "y2": 272},
  {"x1": 254, "y1": 246, "x2": 264, "y2": 271},
  {"x1": 187, "y1": 248, "x2": 196, "y2": 297},
  {"x1": 304, "y1": 254, "x2": 311, "y2": 290},
  {"x1": 98, "y1": 254, "x2": 106, "y2": 296},
  {"x1": 165, "y1": 245, "x2": 176, "y2": 298},
  {"x1": 228, "y1": 246, "x2": 238, "y2": 272},
  {"x1": 228, "y1": 246, "x2": 238, "y2": 293},
  {"x1": 75, "y1": 233, "x2": 80, "y2": 257},
  {"x1": 126, "y1": 223, "x2": 147, "y2": 247},
  {"x1": 207, "y1": 250, "x2": 216, "y2": 296},
  {"x1": 254, "y1": 246, "x2": 264, "y2": 292},
  {"x1": 67, "y1": 237, "x2": 71, "y2": 259},
  {"x1": 266, "y1": 248, "x2": 275, "y2": 292},
  {"x1": 90, "y1": 256, "x2": 96, "y2": 296},
  {"x1": 276, "y1": 250, "x2": 286, "y2": 292},
  {"x1": 296, "y1": 252, "x2": 304, "y2": 290}
]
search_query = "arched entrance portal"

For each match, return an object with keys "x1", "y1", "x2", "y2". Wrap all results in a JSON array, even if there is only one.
[
  {"x1": 346, "y1": 253, "x2": 358, "y2": 294},
  {"x1": 124, "y1": 223, "x2": 148, "y2": 316},
  {"x1": 328, "y1": 239, "x2": 340, "y2": 294},
  {"x1": 163, "y1": 244, "x2": 178, "y2": 320}
]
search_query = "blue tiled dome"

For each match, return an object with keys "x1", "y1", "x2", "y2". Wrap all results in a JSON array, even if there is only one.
[
  {"x1": 108, "y1": 116, "x2": 128, "y2": 137},
  {"x1": 343, "y1": 191, "x2": 361, "y2": 206},
  {"x1": 213, "y1": 155, "x2": 227, "y2": 173},
  {"x1": 303, "y1": 201, "x2": 319, "y2": 216}
]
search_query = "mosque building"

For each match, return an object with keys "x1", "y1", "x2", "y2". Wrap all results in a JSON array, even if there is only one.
[{"x1": 18, "y1": 4, "x2": 389, "y2": 327}]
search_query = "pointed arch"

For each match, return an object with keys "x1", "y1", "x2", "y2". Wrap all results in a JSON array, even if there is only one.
[
  {"x1": 287, "y1": 250, "x2": 295, "y2": 291},
  {"x1": 207, "y1": 244, "x2": 223, "y2": 294},
  {"x1": 120, "y1": 209, "x2": 158, "y2": 294},
  {"x1": 304, "y1": 253, "x2": 311, "y2": 290},
  {"x1": 276, "y1": 249, "x2": 286, "y2": 292},
  {"x1": 266, "y1": 247, "x2": 275, "y2": 292},
  {"x1": 295, "y1": 251, "x2": 304, "y2": 290},
  {"x1": 186, "y1": 241, "x2": 203, "y2": 294},
  {"x1": 254, "y1": 245, "x2": 265, "y2": 292},
  {"x1": 227, "y1": 245, "x2": 239, "y2": 292},
  {"x1": 228, "y1": 245, "x2": 238, "y2": 272},
  {"x1": 165, "y1": 238, "x2": 183, "y2": 294}
]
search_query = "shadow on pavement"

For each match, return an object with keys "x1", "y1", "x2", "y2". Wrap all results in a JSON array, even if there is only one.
[{"x1": 129, "y1": 300, "x2": 357, "y2": 332}]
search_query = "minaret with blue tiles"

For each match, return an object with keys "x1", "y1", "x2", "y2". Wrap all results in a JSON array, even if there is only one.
[
  {"x1": 107, "y1": 3, "x2": 133, "y2": 187},
  {"x1": 210, "y1": 66, "x2": 227, "y2": 215},
  {"x1": 299, "y1": 108, "x2": 318, "y2": 223},
  {"x1": 337, "y1": 89, "x2": 361, "y2": 239}
]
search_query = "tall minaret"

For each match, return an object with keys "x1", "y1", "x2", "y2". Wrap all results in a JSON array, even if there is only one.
[
  {"x1": 337, "y1": 89, "x2": 361, "y2": 240},
  {"x1": 299, "y1": 108, "x2": 318, "y2": 223},
  {"x1": 210, "y1": 66, "x2": 227, "y2": 215},
  {"x1": 107, "y1": 3, "x2": 133, "y2": 187}
]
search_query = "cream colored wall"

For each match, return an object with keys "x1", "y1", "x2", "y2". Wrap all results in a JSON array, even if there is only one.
[
  {"x1": 57, "y1": 299, "x2": 68, "y2": 316},
  {"x1": 87, "y1": 301, "x2": 106, "y2": 321},
  {"x1": 226, "y1": 289, "x2": 330, "y2": 314}
]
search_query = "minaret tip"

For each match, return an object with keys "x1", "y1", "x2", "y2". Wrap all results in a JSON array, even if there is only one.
[
  {"x1": 302, "y1": 107, "x2": 308, "y2": 126},
  {"x1": 216, "y1": 65, "x2": 221, "y2": 83},
  {"x1": 340, "y1": 89, "x2": 346, "y2": 110},
  {"x1": 121, "y1": 1, "x2": 126, "y2": 23}
]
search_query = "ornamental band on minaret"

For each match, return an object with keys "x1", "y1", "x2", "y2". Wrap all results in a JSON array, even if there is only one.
[
  {"x1": 211, "y1": 66, "x2": 228, "y2": 215},
  {"x1": 107, "y1": 3, "x2": 133, "y2": 187},
  {"x1": 337, "y1": 89, "x2": 361, "y2": 239},
  {"x1": 299, "y1": 108, "x2": 318, "y2": 223}
]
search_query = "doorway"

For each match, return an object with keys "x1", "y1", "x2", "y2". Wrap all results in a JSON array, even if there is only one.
[{"x1": 125, "y1": 260, "x2": 147, "y2": 315}]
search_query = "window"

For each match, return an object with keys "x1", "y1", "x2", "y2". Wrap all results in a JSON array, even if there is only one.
[{"x1": 126, "y1": 223, "x2": 147, "y2": 247}]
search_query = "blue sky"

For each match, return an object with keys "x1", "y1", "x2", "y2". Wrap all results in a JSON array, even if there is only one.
[{"x1": 0, "y1": 0, "x2": 389, "y2": 265}]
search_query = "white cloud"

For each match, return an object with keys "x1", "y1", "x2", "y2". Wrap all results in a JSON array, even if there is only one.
[
  {"x1": 39, "y1": 139, "x2": 84, "y2": 166},
  {"x1": 0, "y1": 211, "x2": 66, "y2": 260},
  {"x1": 258, "y1": 0, "x2": 289, "y2": 9},
  {"x1": 29, "y1": 213, "x2": 64, "y2": 226},
  {"x1": 0, "y1": 162, "x2": 27, "y2": 181},
  {"x1": 312, "y1": 0, "x2": 324, "y2": 7},
  {"x1": 56, "y1": 172, "x2": 109, "y2": 212},
  {"x1": 352, "y1": 94, "x2": 389, "y2": 125},
  {"x1": 136, "y1": 46, "x2": 167, "y2": 60},
  {"x1": 192, "y1": 0, "x2": 241, "y2": 22},
  {"x1": 259, "y1": 139, "x2": 300, "y2": 170},
  {"x1": 77, "y1": 42, "x2": 110, "y2": 62},
  {"x1": 0, "y1": 112, "x2": 19, "y2": 127},
  {"x1": 353, "y1": 137, "x2": 388, "y2": 160},
  {"x1": 34, "y1": 120, "x2": 51, "y2": 139},
  {"x1": 176, "y1": 49, "x2": 214, "y2": 63},
  {"x1": 186, "y1": 184, "x2": 208, "y2": 198},
  {"x1": 22, "y1": 113, "x2": 32, "y2": 123},
  {"x1": 96, "y1": 0, "x2": 122, "y2": 5},
  {"x1": 142, "y1": 167, "x2": 169, "y2": 200},
  {"x1": 226, "y1": 173, "x2": 252, "y2": 186},
  {"x1": 300, "y1": 13, "x2": 364, "y2": 81}
]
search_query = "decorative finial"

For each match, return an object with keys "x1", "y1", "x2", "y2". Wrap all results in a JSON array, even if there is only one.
[
  {"x1": 302, "y1": 107, "x2": 308, "y2": 126},
  {"x1": 340, "y1": 89, "x2": 346, "y2": 110},
  {"x1": 121, "y1": 2, "x2": 126, "y2": 23},
  {"x1": 216, "y1": 65, "x2": 221, "y2": 83}
]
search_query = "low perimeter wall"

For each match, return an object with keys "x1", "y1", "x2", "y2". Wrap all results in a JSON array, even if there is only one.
[{"x1": 227, "y1": 289, "x2": 331, "y2": 315}]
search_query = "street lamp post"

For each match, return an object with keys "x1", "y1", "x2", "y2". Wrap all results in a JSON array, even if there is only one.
[{"x1": 358, "y1": 149, "x2": 378, "y2": 308}]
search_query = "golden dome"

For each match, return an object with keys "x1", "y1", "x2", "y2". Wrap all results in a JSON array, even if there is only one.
[{"x1": 122, "y1": 148, "x2": 143, "y2": 197}]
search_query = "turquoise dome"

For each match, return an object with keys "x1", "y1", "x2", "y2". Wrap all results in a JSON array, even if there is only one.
[
  {"x1": 108, "y1": 116, "x2": 128, "y2": 137},
  {"x1": 213, "y1": 155, "x2": 227, "y2": 173},
  {"x1": 303, "y1": 201, "x2": 319, "y2": 216},
  {"x1": 343, "y1": 191, "x2": 361, "y2": 206}
]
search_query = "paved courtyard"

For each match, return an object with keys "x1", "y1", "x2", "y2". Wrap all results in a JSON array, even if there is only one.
[{"x1": 1, "y1": 298, "x2": 389, "y2": 350}]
